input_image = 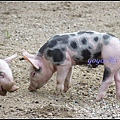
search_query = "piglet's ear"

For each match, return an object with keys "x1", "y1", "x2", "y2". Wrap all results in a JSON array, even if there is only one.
[
  {"x1": 23, "y1": 51, "x2": 35, "y2": 58},
  {"x1": 4, "y1": 53, "x2": 17, "y2": 64},
  {"x1": 24, "y1": 56, "x2": 41, "y2": 70},
  {"x1": 23, "y1": 51, "x2": 42, "y2": 70}
]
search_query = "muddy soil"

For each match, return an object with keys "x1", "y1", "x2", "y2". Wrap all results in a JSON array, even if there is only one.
[{"x1": 0, "y1": 1, "x2": 120, "y2": 118}]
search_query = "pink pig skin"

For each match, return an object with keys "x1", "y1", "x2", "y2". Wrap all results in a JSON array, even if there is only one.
[{"x1": 0, "y1": 53, "x2": 19, "y2": 96}]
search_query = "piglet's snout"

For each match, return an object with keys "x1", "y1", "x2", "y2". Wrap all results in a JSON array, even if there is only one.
[
  {"x1": 9, "y1": 84, "x2": 19, "y2": 92},
  {"x1": 4, "y1": 82, "x2": 19, "y2": 93}
]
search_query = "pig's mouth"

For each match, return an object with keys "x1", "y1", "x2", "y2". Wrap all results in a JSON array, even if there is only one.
[{"x1": 0, "y1": 86, "x2": 7, "y2": 96}]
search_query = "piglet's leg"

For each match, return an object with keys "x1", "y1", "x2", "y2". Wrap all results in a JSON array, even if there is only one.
[
  {"x1": 64, "y1": 67, "x2": 73, "y2": 92},
  {"x1": 55, "y1": 65, "x2": 71, "y2": 95},
  {"x1": 114, "y1": 69, "x2": 120, "y2": 100},
  {"x1": 96, "y1": 67, "x2": 115, "y2": 101}
]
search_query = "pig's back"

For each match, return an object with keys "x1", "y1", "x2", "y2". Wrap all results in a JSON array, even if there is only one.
[{"x1": 37, "y1": 31, "x2": 118, "y2": 65}]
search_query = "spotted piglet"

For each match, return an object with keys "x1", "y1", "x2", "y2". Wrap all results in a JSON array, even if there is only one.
[
  {"x1": 0, "y1": 53, "x2": 19, "y2": 96},
  {"x1": 23, "y1": 31, "x2": 120, "y2": 101}
]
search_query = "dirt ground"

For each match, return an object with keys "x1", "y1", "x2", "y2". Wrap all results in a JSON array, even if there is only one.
[{"x1": 0, "y1": 1, "x2": 120, "y2": 118}]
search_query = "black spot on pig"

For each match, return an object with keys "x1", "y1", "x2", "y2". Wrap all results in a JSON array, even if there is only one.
[
  {"x1": 47, "y1": 39, "x2": 57, "y2": 48},
  {"x1": 103, "y1": 34, "x2": 110, "y2": 45},
  {"x1": 47, "y1": 50, "x2": 52, "y2": 57},
  {"x1": 73, "y1": 56, "x2": 88, "y2": 65},
  {"x1": 88, "y1": 43, "x2": 94, "y2": 50},
  {"x1": 103, "y1": 34, "x2": 110, "y2": 40},
  {"x1": 81, "y1": 49, "x2": 91, "y2": 61},
  {"x1": 94, "y1": 37, "x2": 99, "y2": 42},
  {"x1": 81, "y1": 38, "x2": 87, "y2": 44},
  {"x1": 47, "y1": 49, "x2": 65, "y2": 64},
  {"x1": 61, "y1": 47, "x2": 66, "y2": 51},
  {"x1": 70, "y1": 41, "x2": 77, "y2": 49},
  {"x1": 102, "y1": 67, "x2": 111, "y2": 82},
  {"x1": 53, "y1": 35, "x2": 69, "y2": 44},
  {"x1": 88, "y1": 46, "x2": 92, "y2": 49},
  {"x1": 93, "y1": 52, "x2": 101, "y2": 59}
]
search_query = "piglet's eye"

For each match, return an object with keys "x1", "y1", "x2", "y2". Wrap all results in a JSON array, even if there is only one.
[{"x1": 0, "y1": 72, "x2": 4, "y2": 78}]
